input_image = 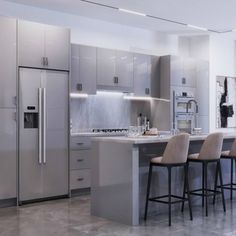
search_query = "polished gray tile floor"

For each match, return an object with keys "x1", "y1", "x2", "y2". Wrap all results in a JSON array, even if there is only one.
[{"x1": 0, "y1": 195, "x2": 236, "y2": 236}]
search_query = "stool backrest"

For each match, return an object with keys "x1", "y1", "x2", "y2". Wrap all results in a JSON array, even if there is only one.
[
  {"x1": 162, "y1": 133, "x2": 190, "y2": 164},
  {"x1": 229, "y1": 139, "x2": 236, "y2": 156},
  {"x1": 198, "y1": 132, "x2": 223, "y2": 160}
]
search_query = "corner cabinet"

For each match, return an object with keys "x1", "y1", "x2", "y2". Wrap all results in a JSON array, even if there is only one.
[
  {"x1": 0, "y1": 17, "x2": 17, "y2": 108},
  {"x1": 133, "y1": 54, "x2": 159, "y2": 97},
  {"x1": 0, "y1": 17, "x2": 17, "y2": 201},
  {"x1": 97, "y1": 48, "x2": 133, "y2": 92},
  {"x1": 18, "y1": 20, "x2": 70, "y2": 71},
  {"x1": 71, "y1": 44, "x2": 96, "y2": 94}
]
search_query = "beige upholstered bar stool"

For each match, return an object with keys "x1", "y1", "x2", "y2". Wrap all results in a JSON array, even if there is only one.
[
  {"x1": 215, "y1": 139, "x2": 236, "y2": 200},
  {"x1": 184, "y1": 132, "x2": 225, "y2": 217},
  {"x1": 144, "y1": 133, "x2": 192, "y2": 226}
]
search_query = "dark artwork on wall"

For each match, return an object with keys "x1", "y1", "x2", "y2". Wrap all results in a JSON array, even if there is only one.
[{"x1": 216, "y1": 76, "x2": 236, "y2": 128}]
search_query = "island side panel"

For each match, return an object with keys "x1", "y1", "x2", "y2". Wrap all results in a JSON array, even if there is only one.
[{"x1": 91, "y1": 140, "x2": 140, "y2": 225}]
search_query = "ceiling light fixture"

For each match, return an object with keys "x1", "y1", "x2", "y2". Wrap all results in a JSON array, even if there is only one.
[
  {"x1": 119, "y1": 8, "x2": 146, "y2": 17},
  {"x1": 79, "y1": 0, "x2": 232, "y2": 33},
  {"x1": 187, "y1": 24, "x2": 208, "y2": 31}
]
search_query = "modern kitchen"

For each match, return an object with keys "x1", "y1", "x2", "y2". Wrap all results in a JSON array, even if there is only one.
[{"x1": 0, "y1": 0, "x2": 236, "y2": 235}]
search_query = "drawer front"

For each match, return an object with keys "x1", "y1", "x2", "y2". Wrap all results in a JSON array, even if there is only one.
[
  {"x1": 70, "y1": 169, "x2": 91, "y2": 190},
  {"x1": 70, "y1": 136, "x2": 91, "y2": 150},
  {"x1": 70, "y1": 150, "x2": 91, "y2": 170}
]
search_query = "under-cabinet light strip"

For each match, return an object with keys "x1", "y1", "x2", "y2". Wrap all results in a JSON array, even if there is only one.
[
  {"x1": 119, "y1": 8, "x2": 146, "y2": 17},
  {"x1": 70, "y1": 93, "x2": 88, "y2": 98}
]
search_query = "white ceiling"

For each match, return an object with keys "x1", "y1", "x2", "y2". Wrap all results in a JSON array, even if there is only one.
[{"x1": 4, "y1": 0, "x2": 236, "y2": 33}]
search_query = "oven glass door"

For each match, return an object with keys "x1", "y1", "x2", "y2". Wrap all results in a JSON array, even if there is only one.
[
  {"x1": 175, "y1": 114, "x2": 194, "y2": 133},
  {"x1": 175, "y1": 97, "x2": 194, "y2": 113}
]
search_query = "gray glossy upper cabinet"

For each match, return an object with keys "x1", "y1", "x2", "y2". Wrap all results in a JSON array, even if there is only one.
[
  {"x1": 97, "y1": 48, "x2": 133, "y2": 92},
  {"x1": 0, "y1": 108, "x2": 16, "y2": 200},
  {"x1": 0, "y1": 16, "x2": 16, "y2": 108},
  {"x1": 133, "y1": 54, "x2": 159, "y2": 97},
  {"x1": 71, "y1": 44, "x2": 96, "y2": 94},
  {"x1": 162, "y1": 55, "x2": 196, "y2": 88},
  {"x1": 133, "y1": 53, "x2": 151, "y2": 96},
  {"x1": 18, "y1": 20, "x2": 70, "y2": 71},
  {"x1": 115, "y1": 50, "x2": 133, "y2": 90}
]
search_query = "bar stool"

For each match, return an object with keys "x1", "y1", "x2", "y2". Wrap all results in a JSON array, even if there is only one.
[
  {"x1": 144, "y1": 133, "x2": 192, "y2": 226},
  {"x1": 184, "y1": 132, "x2": 225, "y2": 217},
  {"x1": 215, "y1": 139, "x2": 236, "y2": 200}
]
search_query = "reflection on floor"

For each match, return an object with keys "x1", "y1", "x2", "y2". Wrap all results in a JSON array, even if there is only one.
[{"x1": 0, "y1": 195, "x2": 236, "y2": 236}]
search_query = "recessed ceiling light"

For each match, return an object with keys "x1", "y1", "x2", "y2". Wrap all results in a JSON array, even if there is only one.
[
  {"x1": 187, "y1": 24, "x2": 208, "y2": 31},
  {"x1": 118, "y1": 8, "x2": 146, "y2": 17}
]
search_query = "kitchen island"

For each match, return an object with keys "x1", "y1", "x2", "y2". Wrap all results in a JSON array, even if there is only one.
[{"x1": 91, "y1": 133, "x2": 236, "y2": 225}]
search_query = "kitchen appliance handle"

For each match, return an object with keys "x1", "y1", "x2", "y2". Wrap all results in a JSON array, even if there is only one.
[
  {"x1": 43, "y1": 88, "x2": 46, "y2": 164},
  {"x1": 38, "y1": 88, "x2": 42, "y2": 164}
]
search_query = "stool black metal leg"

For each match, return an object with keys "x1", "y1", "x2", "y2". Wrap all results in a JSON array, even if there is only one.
[
  {"x1": 168, "y1": 166, "x2": 172, "y2": 226},
  {"x1": 218, "y1": 161, "x2": 226, "y2": 212},
  {"x1": 213, "y1": 162, "x2": 218, "y2": 205},
  {"x1": 185, "y1": 164, "x2": 193, "y2": 220},
  {"x1": 231, "y1": 158, "x2": 233, "y2": 200},
  {"x1": 202, "y1": 162, "x2": 205, "y2": 208},
  {"x1": 144, "y1": 163, "x2": 153, "y2": 221},
  {"x1": 181, "y1": 165, "x2": 186, "y2": 212},
  {"x1": 204, "y1": 162, "x2": 208, "y2": 216}
]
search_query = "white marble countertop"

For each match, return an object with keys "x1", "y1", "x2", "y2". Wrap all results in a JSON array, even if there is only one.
[
  {"x1": 71, "y1": 132, "x2": 127, "y2": 137},
  {"x1": 91, "y1": 133, "x2": 236, "y2": 144}
]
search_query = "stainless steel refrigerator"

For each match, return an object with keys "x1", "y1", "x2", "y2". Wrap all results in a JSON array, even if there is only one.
[{"x1": 19, "y1": 68, "x2": 69, "y2": 202}]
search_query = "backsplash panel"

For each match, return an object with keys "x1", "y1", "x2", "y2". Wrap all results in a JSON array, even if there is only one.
[{"x1": 71, "y1": 93, "x2": 151, "y2": 133}]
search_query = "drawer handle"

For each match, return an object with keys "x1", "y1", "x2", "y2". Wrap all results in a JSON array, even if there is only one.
[
  {"x1": 77, "y1": 159, "x2": 84, "y2": 162},
  {"x1": 77, "y1": 178, "x2": 84, "y2": 181},
  {"x1": 76, "y1": 143, "x2": 84, "y2": 146}
]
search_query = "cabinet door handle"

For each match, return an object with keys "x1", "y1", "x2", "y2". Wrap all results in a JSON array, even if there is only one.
[
  {"x1": 45, "y1": 57, "x2": 49, "y2": 66},
  {"x1": 42, "y1": 57, "x2": 45, "y2": 66},
  {"x1": 145, "y1": 88, "x2": 150, "y2": 95},
  {"x1": 77, "y1": 159, "x2": 84, "y2": 162},
  {"x1": 114, "y1": 76, "x2": 118, "y2": 84},
  {"x1": 76, "y1": 83, "x2": 83, "y2": 91},
  {"x1": 76, "y1": 142, "x2": 84, "y2": 146},
  {"x1": 77, "y1": 178, "x2": 84, "y2": 181}
]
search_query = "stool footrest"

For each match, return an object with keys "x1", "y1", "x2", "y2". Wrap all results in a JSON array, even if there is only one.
[
  {"x1": 189, "y1": 188, "x2": 222, "y2": 197},
  {"x1": 149, "y1": 194, "x2": 188, "y2": 205}
]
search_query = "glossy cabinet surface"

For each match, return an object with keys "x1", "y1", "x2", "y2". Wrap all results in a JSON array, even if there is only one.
[
  {"x1": 97, "y1": 48, "x2": 133, "y2": 92},
  {"x1": 0, "y1": 17, "x2": 16, "y2": 108},
  {"x1": 133, "y1": 53, "x2": 151, "y2": 96},
  {"x1": 0, "y1": 109, "x2": 16, "y2": 200},
  {"x1": 18, "y1": 20, "x2": 70, "y2": 71},
  {"x1": 71, "y1": 44, "x2": 96, "y2": 94},
  {"x1": 70, "y1": 136, "x2": 91, "y2": 190}
]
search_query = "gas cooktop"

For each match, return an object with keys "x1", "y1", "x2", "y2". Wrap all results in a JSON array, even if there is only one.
[{"x1": 92, "y1": 128, "x2": 128, "y2": 134}]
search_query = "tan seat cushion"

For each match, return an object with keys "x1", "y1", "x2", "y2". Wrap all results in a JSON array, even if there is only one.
[
  {"x1": 221, "y1": 150, "x2": 230, "y2": 156},
  {"x1": 151, "y1": 156, "x2": 163, "y2": 164},
  {"x1": 188, "y1": 153, "x2": 199, "y2": 160}
]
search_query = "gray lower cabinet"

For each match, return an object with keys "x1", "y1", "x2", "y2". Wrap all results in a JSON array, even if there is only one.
[
  {"x1": 70, "y1": 136, "x2": 91, "y2": 190},
  {"x1": 0, "y1": 108, "x2": 17, "y2": 200},
  {"x1": 71, "y1": 44, "x2": 96, "y2": 94},
  {"x1": 0, "y1": 16, "x2": 16, "y2": 108}
]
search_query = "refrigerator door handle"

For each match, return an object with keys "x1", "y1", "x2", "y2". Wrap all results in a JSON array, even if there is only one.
[
  {"x1": 43, "y1": 88, "x2": 46, "y2": 164},
  {"x1": 38, "y1": 88, "x2": 42, "y2": 164}
]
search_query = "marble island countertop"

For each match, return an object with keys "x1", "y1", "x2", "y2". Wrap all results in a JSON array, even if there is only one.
[{"x1": 91, "y1": 133, "x2": 236, "y2": 144}]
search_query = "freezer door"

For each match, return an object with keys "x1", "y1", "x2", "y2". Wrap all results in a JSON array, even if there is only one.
[
  {"x1": 19, "y1": 68, "x2": 44, "y2": 201},
  {"x1": 41, "y1": 70, "x2": 69, "y2": 198}
]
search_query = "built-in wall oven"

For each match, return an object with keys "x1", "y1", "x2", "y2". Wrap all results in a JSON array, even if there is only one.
[{"x1": 173, "y1": 90, "x2": 196, "y2": 133}]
